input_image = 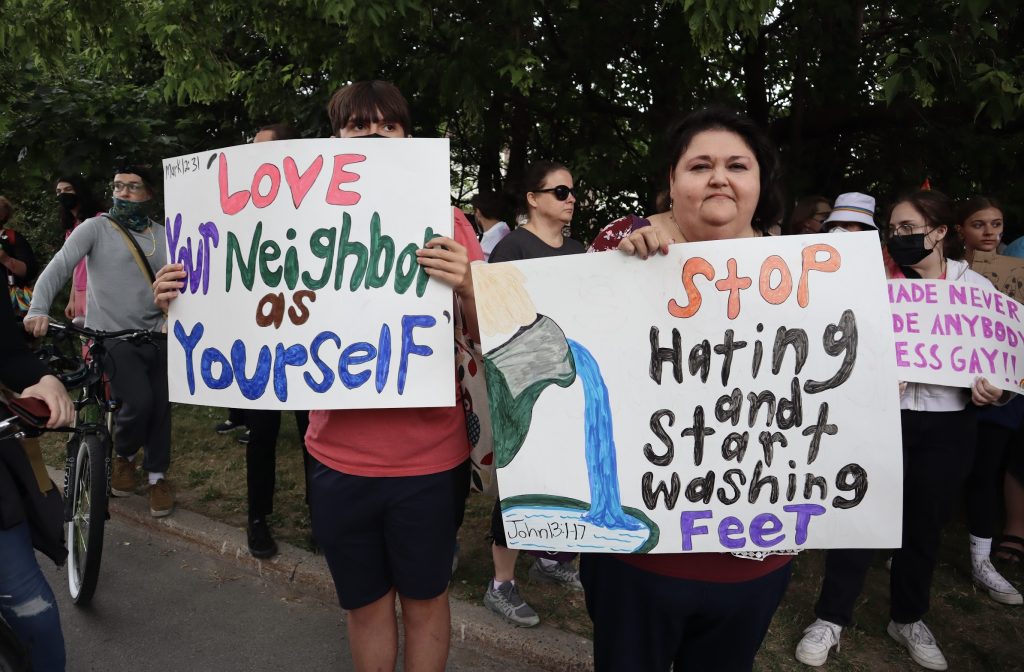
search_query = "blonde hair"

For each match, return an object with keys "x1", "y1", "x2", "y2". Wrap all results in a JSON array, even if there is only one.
[{"x1": 473, "y1": 263, "x2": 538, "y2": 336}]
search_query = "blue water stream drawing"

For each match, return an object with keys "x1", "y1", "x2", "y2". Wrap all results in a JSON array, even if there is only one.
[
  {"x1": 567, "y1": 339, "x2": 644, "y2": 531},
  {"x1": 484, "y1": 315, "x2": 657, "y2": 552}
]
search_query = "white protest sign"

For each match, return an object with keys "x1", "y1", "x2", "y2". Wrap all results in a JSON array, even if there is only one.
[
  {"x1": 889, "y1": 279, "x2": 1024, "y2": 394},
  {"x1": 162, "y1": 139, "x2": 455, "y2": 409},
  {"x1": 473, "y1": 232, "x2": 903, "y2": 554}
]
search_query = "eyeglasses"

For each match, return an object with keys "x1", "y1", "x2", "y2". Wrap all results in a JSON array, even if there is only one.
[
  {"x1": 110, "y1": 181, "x2": 147, "y2": 194},
  {"x1": 886, "y1": 223, "x2": 931, "y2": 238},
  {"x1": 534, "y1": 185, "x2": 576, "y2": 201}
]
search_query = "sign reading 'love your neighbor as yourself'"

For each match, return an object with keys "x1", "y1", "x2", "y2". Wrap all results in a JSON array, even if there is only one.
[{"x1": 162, "y1": 139, "x2": 455, "y2": 409}]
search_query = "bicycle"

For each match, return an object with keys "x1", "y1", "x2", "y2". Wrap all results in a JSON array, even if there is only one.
[{"x1": 33, "y1": 321, "x2": 165, "y2": 606}]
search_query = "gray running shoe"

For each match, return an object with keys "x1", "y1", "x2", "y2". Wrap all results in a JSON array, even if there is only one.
[
  {"x1": 529, "y1": 558, "x2": 583, "y2": 590},
  {"x1": 483, "y1": 581, "x2": 540, "y2": 627}
]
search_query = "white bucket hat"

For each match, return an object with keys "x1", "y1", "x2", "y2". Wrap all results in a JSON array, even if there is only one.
[{"x1": 823, "y1": 192, "x2": 877, "y2": 231}]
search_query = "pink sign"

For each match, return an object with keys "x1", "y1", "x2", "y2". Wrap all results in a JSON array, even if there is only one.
[{"x1": 888, "y1": 279, "x2": 1024, "y2": 393}]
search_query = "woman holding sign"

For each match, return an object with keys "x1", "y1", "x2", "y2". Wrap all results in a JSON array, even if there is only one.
[
  {"x1": 956, "y1": 196, "x2": 1024, "y2": 605},
  {"x1": 795, "y1": 190, "x2": 1010, "y2": 671},
  {"x1": 584, "y1": 107, "x2": 789, "y2": 672}
]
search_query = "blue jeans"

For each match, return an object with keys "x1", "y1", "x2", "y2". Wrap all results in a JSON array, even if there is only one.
[{"x1": 0, "y1": 521, "x2": 66, "y2": 671}]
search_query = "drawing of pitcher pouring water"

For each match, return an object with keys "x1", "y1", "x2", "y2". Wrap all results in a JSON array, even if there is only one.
[{"x1": 476, "y1": 264, "x2": 658, "y2": 552}]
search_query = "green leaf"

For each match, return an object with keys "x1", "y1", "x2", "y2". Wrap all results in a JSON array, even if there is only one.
[{"x1": 882, "y1": 72, "x2": 903, "y2": 104}]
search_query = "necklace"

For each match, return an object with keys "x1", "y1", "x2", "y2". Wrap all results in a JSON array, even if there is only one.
[
  {"x1": 667, "y1": 210, "x2": 687, "y2": 243},
  {"x1": 137, "y1": 227, "x2": 157, "y2": 257}
]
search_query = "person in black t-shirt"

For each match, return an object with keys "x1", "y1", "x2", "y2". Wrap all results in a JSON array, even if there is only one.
[{"x1": 488, "y1": 161, "x2": 584, "y2": 263}]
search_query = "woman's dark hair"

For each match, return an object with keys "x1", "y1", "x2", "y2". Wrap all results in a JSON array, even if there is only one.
[
  {"x1": 664, "y1": 106, "x2": 783, "y2": 233},
  {"x1": 55, "y1": 174, "x2": 102, "y2": 231},
  {"x1": 887, "y1": 189, "x2": 964, "y2": 260},
  {"x1": 0, "y1": 196, "x2": 12, "y2": 224},
  {"x1": 956, "y1": 195, "x2": 1003, "y2": 226},
  {"x1": 326, "y1": 80, "x2": 412, "y2": 136},
  {"x1": 787, "y1": 195, "x2": 832, "y2": 234},
  {"x1": 517, "y1": 160, "x2": 569, "y2": 218}
]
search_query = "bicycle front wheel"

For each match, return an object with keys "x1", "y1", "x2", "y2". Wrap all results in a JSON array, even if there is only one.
[{"x1": 67, "y1": 433, "x2": 107, "y2": 605}]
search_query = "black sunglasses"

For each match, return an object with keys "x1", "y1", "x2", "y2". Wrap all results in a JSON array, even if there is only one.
[{"x1": 534, "y1": 185, "x2": 577, "y2": 201}]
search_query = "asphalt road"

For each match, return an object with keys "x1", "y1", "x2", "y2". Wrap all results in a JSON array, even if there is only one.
[{"x1": 39, "y1": 517, "x2": 540, "y2": 671}]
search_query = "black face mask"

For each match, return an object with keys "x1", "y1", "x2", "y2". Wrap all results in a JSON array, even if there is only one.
[
  {"x1": 57, "y1": 192, "x2": 79, "y2": 210},
  {"x1": 351, "y1": 133, "x2": 387, "y2": 139},
  {"x1": 886, "y1": 233, "x2": 934, "y2": 268}
]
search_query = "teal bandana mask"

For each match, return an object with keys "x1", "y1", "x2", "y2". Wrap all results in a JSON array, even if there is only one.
[{"x1": 109, "y1": 197, "x2": 154, "y2": 232}]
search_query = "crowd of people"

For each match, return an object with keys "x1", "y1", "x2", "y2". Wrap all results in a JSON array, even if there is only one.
[{"x1": 0, "y1": 78, "x2": 1021, "y2": 672}]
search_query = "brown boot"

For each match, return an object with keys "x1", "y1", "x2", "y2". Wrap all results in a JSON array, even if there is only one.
[
  {"x1": 148, "y1": 479, "x2": 174, "y2": 517},
  {"x1": 111, "y1": 456, "x2": 137, "y2": 497}
]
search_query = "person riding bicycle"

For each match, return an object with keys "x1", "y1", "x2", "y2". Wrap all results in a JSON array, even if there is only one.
[
  {"x1": 0, "y1": 258, "x2": 75, "y2": 671},
  {"x1": 24, "y1": 163, "x2": 173, "y2": 517}
]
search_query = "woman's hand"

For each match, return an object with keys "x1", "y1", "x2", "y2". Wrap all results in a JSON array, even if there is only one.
[
  {"x1": 63, "y1": 293, "x2": 76, "y2": 320},
  {"x1": 972, "y1": 377, "x2": 1005, "y2": 406},
  {"x1": 618, "y1": 227, "x2": 671, "y2": 259},
  {"x1": 416, "y1": 237, "x2": 473, "y2": 298},
  {"x1": 23, "y1": 315, "x2": 49, "y2": 337},
  {"x1": 153, "y1": 263, "x2": 187, "y2": 312},
  {"x1": 20, "y1": 374, "x2": 74, "y2": 429}
]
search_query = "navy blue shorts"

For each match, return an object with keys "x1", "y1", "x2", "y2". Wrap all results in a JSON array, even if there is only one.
[
  {"x1": 310, "y1": 457, "x2": 468, "y2": 610},
  {"x1": 580, "y1": 554, "x2": 791, "y2": 671}
]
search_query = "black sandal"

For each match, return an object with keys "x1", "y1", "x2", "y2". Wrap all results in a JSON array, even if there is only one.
[{"x1": 992, "y1": 535, "x2": 1024, "y2": 563}]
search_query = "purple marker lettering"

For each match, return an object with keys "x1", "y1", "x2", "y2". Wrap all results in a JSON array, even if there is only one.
[
  {"x1": 783, "y1": 503, "x2": 826, "y2": 545},
  {"x1": 679, "y1": 510, "x2": 712, "y2": 551},
  {"x1": 718, "y1": 516, "x2": 746, "y2": 549},
  {"x1": 750, "y1": 513, "x2": 784, "y2": 548}
]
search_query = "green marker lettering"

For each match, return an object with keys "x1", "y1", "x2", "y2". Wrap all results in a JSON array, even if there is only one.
[
  {"x1": 226, "y1": 221, "x2": 261, "y2": 291},
  {"x1": 302, "y1": 227, "x2": 336, "y2": 290},
  {"x1": 259, "y1": 238, "x2": 282, "y2": 287},
  {"x1": 365, "y1": 213, "x2": 395, "y2": 290},
  {"x1": 334, "y1": 213, "x2": 369, "y2": 291}
]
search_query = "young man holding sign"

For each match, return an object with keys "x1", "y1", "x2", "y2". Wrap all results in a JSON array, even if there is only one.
[{"x1": 155, "y1": 81, "x2": 481, "y2": 672}]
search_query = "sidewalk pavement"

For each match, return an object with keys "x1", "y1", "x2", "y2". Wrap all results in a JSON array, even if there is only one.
[{"x1": 78, "y1": 470, "x2": 595, "y2": 672}]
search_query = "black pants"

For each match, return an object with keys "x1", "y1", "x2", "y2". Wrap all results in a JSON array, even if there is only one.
[
  {"x1": 965, "y1": 422, "x2": 1014, "y2": 538},
  {"x1": 244, "y1": 409, "x2": 310, "y2": 520},
  {"x1": 815, "y1": 407, "x2": 976, "y2": 625},
  {"x1": 104, "y1": 339, "x2": 171, "y2": 473},
  {"x1": 227, "y1": 407, "x2": 246, "y2": 426},
  {"x1": 580, "y1": 555, "x2": 791, "y2": 672}
]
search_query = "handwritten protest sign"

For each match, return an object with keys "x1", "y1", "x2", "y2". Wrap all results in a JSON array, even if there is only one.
[
  {"x1": 473, "y1": 232, "x2": 903, "y2": 554},
  {"x1": 889, "y1": 279, "x2": 1024, "y2": 394},
  {"x1": 162, "y1": 139, "x2": 455, "y2": 409},
  {"x1": 968, "y1": 250, "x2": 1024, "y2": 303}
]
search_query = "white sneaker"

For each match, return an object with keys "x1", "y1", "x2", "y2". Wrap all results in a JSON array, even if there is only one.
[
  {"x1": 887, "y1": 620, "x2": 947, "y2": 670},
  {"x1": 973, "y1": 557, "x2": 1023, "y2": 605},
  {"x1": 794, "y1": 619, "x2": 842, "y2": 666}
]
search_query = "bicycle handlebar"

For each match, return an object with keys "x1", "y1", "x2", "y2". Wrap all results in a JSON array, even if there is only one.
[
  {"x1": 0, "y1": 396, "x2": 72, "y2": 439},
  {"x1": 47, "y1": 321, "x2": 167, "y2": 343}
]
